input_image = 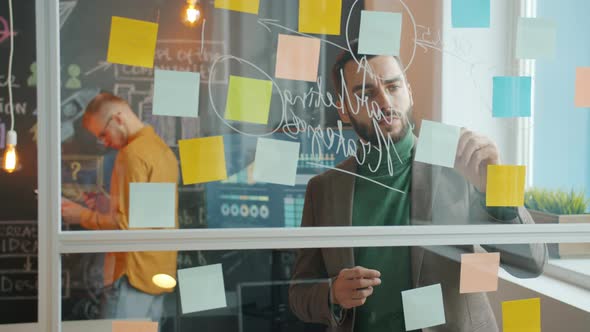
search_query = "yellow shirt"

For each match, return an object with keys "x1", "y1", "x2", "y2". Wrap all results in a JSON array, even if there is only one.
[{"x1": 81, "y1": 126, "x2": 179, "y2": 295}]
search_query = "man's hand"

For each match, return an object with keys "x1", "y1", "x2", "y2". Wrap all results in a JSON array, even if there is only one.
[
  {"x1": 454, "y1": 129, "x2": 500, "y2": 193},
  {"x1": 330, "y1": 266, "x2": 381, "y2": 309},
  {"x1": 83, "y1": 192, "x2": 110, "y2": 214},
  {"x1": 61, "y1": 198, "x2": 88, "y2": 225}
]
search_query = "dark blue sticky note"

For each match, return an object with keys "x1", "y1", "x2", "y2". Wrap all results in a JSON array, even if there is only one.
[
  {"x1": 452, "y1": 0, "x2": 490, "y2": 28},
  {"x1": 492, "y1": 77, "x2": 532, "y2": 118}
]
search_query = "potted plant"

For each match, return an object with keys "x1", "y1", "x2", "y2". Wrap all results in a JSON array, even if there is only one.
[{"x1": 525, "y1": 188, "x2": 590, "y2": 258}]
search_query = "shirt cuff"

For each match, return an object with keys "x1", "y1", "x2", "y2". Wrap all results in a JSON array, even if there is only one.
[{"x1": 80, "y1": 209, "x2": 99, "y2": 229}]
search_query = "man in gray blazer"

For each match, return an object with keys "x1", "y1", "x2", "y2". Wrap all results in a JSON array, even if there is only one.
[{"x1": 288, "y1": 42, "x2": 547, "y2": 332}]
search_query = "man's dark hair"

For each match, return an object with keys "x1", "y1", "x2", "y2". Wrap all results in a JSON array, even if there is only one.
[{"x1": 331, "y1": 39, "x2": 403, "y2": 96}]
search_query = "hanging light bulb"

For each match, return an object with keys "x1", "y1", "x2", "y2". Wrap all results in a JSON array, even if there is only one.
[
  {"x1": 152, "y1": 273, "x2": 177, "y2": 289},
  {"x1": 183, "y1": 0, "x2": 203, "y2": 26},
  {"x1": 3, "y1": 130, "x2": 18, "y2": 173}
]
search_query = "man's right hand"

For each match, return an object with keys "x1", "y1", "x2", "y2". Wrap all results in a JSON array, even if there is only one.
[{"x1": 331, "y1": 266, "x2": 381, "y2": 309}]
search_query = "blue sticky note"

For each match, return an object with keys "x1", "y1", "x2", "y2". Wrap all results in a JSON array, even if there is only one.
[
  {"x1": 153, "y1": 69, "x2": 200, "y2": 118},
  {"x1": 516, "y1": 17, "x2": 556, "y2": 59},
  {"x1": 178, "y1": 264, "x2": 227, "y2": 314},
  {"x1": 253, "y1": 138, "x2": 300, "y2": 186},
  {"x1": 452, "y1": 0, "x2": 490, "y2": 28},
  {"x1": 358, "y1": 10, "x2": 402, "y2": 56},
  {"x1": 129, "y1": 183, "x2": 176, "y2": 228},
  {"x1": 493, "y1": 77, "x2": 532, "y2": 118},
  {"x1": 415, "y1": 120, "x2": 461, "y2": 168},
  {"x1": 402, "y1": 284, "x2": 446, "y2": 330}
]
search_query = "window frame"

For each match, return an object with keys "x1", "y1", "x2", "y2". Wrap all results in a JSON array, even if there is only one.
[{"x1": 34, "y1": 0, "x2": 590, "y2": 332}]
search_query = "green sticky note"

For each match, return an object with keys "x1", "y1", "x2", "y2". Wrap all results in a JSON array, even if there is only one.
[
  {"x1": 402, "y1": 284, "x2": 446, "y2": 330},
  {"x1": 129, "y1": 183, "x2": 176, "y2": 229},
  {"x1": 516, "y1": 17, "x2": 556, "y2": 59},
  {"x1": 253, "y1": 138, "x2": 300, "y2": 186},
  {"x1": 452, "y1": 0, "x2": 490, "y2": 28},
  {"x1": 153, "y1": 69, "x2": 200, "y2": 118},
  {"x1": 415, "y1": 120, "x2": 461, "y2": 168},
  {"x1": 225, "y1": 75, "x2": 273, "y2": 124},
  {"x1": 358, "y1": 11, "x2": 402, "y2": 56},
  {"x1": 178, "y1": 264, "x2": 227, "y2": 314}
]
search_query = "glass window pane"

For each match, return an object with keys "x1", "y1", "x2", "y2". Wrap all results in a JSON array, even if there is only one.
[
  {"x1": 0, "y1": 0, "x2": 38, "y2": 326},
  {"x1": 60, "y1": 245, "x2": 590, "y2": 332}
]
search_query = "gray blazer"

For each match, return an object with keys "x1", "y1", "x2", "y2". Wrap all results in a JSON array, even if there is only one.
[{"x1": 289, "y1": 156, "x2": 547, "y2": 332}]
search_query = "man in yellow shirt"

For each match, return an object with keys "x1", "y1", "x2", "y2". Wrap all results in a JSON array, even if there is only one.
[{"x1": 61, "y1": 93, "x2": 179, "y2": 324}]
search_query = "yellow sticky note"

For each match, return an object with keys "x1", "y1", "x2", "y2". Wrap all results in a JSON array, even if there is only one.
[
  {"x1": 107, "y1": 16, "x2": 158, "y2": 68},
  {"x1": 178, "y1": 136, "x2": 227, "y2": 185},
  {"x1": 299, "y1": 0, "x2": 342, "y2": 35},
  {"x1": 486, "y1": 165, "x2": 526, "y2": 207},
  {"x1": 502, "y1": 298, "x2": 541, "y2": 332},
  {"x1": 112, "y1": 321, "x2": 158, "y2": 332},
  {"x1": 214, "y1": 0, "x2": 260, "y2": 14},
  {"x1": 225, "y1": 75, "x2": 273, "y2": 125}
]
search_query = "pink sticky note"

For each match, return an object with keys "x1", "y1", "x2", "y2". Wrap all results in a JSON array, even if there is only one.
[
  {"x1": 460, "y1": 252, "x2": 500, "y2": 294},
  {"x1": 275, "y1": 34, "x2": 321, "y2": 82},
  {"x1": 112, "y1": 321, "x2": 158, "y2": 332},
  {"x1": 364, "y1": 0, "x2": 403, "y2": 11},
  {"x1": 575, "y1": 67, "x2": 590, "y2": 107}
]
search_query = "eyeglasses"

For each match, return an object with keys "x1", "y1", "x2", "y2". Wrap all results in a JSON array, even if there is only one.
[{"x1": 97, "y1": 115, "x2": 114, "y2": 142}]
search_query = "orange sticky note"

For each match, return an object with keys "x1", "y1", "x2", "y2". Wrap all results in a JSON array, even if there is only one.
[
  {"x1": 112, "y1": 321, "x2": 158, "y2": 332},
  {"x1": 275, "y1": 34, "x2": 321, "y2": 82},
  {"x1": 299, "y1": 0, "x2": 342, "y2": 35},
  {"x1": 575, "y1": 67, "x2": 590, "y2": 107},
  {"x1": 178, "y1": 136, "x2": 227, "y2": 185},
  {"x1": 460, "y1": 253, "x2": 500, "y2": 294},
  {"x1": 502, "y1": 298, "x2": 541, "y2": 332},
  {"x1": 365, "y1": 0, "x2": 402, "y2": 12},
  {"x1": 486, "y1": 165, "x2": 526, "y2": 207},
  {"x1": 107, "y1": 17, "x2": 158, "y2": 68},
  {"x1": 214, "y1": 0, "x2": 260, "y2": 15}
]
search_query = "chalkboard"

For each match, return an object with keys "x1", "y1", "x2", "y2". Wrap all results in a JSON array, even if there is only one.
[{"x1": 0, "y1": 0, "x2": 364, "y2": 326}]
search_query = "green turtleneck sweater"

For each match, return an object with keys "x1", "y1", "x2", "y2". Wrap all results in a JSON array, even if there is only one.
[{"x1": 352, "y1": 131, "x2": 416, "y2": 332}]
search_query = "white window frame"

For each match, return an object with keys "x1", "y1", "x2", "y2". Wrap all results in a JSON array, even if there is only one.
[{"x1": 34, "y1": 0, "x2": 590, "y2": 331}]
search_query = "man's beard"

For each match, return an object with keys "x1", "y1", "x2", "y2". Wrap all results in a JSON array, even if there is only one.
[{"x1": 349, "y1": 107, "x2": 414, "y2": 146}]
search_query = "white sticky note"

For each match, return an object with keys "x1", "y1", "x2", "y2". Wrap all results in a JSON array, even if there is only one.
[
  {"x1": 153, "y1": 69, "x2": 200, "y2": 118},
  {"x1": 415, "y1": 120, "x2": 461, "y2": 168},
  {"x1": 178, "y1": 264, "x2": 227, "y2": 314},
  {"x1": 253, "y1": 138, "x2": 300, "y2": 186},
  {"x1": 516, "y1": 17, "x2": 556, "y2": 60},
  {"x1": 129, "y1": 183, "x2": 176, "y2": 228},
  {"x1": 402, "y1": 284, "x2": 446, "y2": 330}
]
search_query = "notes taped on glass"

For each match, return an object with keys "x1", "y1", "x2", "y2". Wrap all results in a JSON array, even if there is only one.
[
  {"x1": 224, "y1": 75, "x2": 273, "y2": 125},
  {"x1": 178, "y1": 264, "x2": 227, "y2": 314},
  {"x1": 358, "y1": 10, "x2": 403, "y2": 56},
  {"x1": 516, "y1": 17, "x2": 556, "y2": 60},
  {"x1": 502, "y1": 298, "x2": 541, "y2": 332},
  {"x1": 178, "y1": 136, "x2": 228, "y2": 185},
  {"x1": 112, "y1": 321, "x2": 158, "y2": 332},
  {"x1": 298, "y1": 0, "x2": 343, "y2": 36},
  {"x1": 153, "y1": 69, "x2": 200, "y2": 118},
  {"x1": 214, "y1": 0, "x2": 260, "y2": 15},
  {"x1": 452, "y1": 0, "x2": 490, "y2": 28},
  {"x1": 253, "y1": 138, "x2": 300, "y2": 186},
  {"x1": 575, "y1": 67, "x2": 590, "y2": 108},
  {"x1": 107, "y1": 16, "x2": 158, "y2": 69},
  {"x1": 275, "y1": 34, "x2": 321, "y2": 82},
  {"x1": 402, "y1": 284, "x2": 446, "y2": 330},
  {"x1": 414, "y1": 120, "x2": 461, "y2": 168},
  {"x1": 486, "y1": 165, "x2": 526, "y2": 207},
  {"x1": 129, "y1": 183, "x2": 176, "y2": 229},
  {"x1": 492, "y1": 76, "x2": 532, "y2": 118},
  {"x1": 459, "y1": 252, "x2": 500, "y2": 294}
]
